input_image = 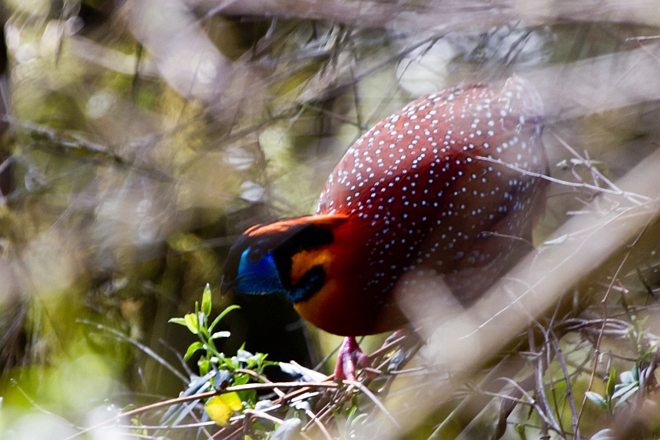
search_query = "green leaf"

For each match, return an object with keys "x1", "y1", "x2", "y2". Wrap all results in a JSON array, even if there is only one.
[
  {"x1": 209, "y1": 305, "x2": 241, "y2": 332},
  {"x1": 644, "y1": 344, "x2": 657, "y2": 358},
  {"x1": 184, "y1": 313, "x2": 199, "y2": 335},
  {"x1": 271, "y1": 418, "x2": 302, "y2": 440},
  {"x1": 233, "y1": 373, "x2": 257, "y2": 403},
  {"x1": 168, "y1": 317, "x2": 187, "y2": 326},
  {"x1": 590, "y1": 429, "x2": 614, "y2": 440},
  {"x1": 211, "y1": 331, "x2": 231, "y2": 340},
  {"x1": 614, "y1": 385, "x2": 639, "y2": 407},
  {"x1": 233, "y1": 373, "x2": 250, "y2": 386},
  {"x1": 606, "y1": 367, "x2": 616, "y2": 398},
  {"x1": 236, "y1": 349, "x2": 253, "y2": 362},
  {"x1": 201, "y1": 283, "x2": 212, "y2": 316},
  {"x1": 184, "y1": 341, "x2": 204, "y2": 361},
  {"x1": 620, "y1": 368, "x2": 637, "y2": 384},
  {"x1": 612, "y1": 382, "x2": 637, "y2": 400},
  {"x1": 199, "y1": 356, "x2": 210, "y2": 376},
  {"x1": 198, "y1": 311, "x2": 207, "y2": 333},
  {"x1": 632, "y1": 365, "x2": 640, "y2": 381},
  {"x1": 585, "y1": 391, "x2": 608, "y2": 410}
]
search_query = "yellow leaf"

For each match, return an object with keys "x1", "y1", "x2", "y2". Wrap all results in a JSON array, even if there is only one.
[
  {"x1": 205, "y1": 397, "x2": 231, "y2": 426},
  {"x1": 205, "y1": 393, "x2": 243, "y2": 426},
  {"x1": 220, "y1": 392, "x2": 243, "y2": 411}
]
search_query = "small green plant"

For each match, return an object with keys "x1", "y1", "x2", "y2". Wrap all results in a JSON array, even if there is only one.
[
  {"x1": 334, "y1": 398, "x2": 369, "y2": 440},
  {"x1": 585, "y1": 365, "x2": 641, "y2": 413},
  {"x1": 168, "y1": 283, "x2": 277, "y2": 426},
  {"x1": 585, "y1": 315, "x2": 658, "y2": 414},
  {"x1": 169, "y1": 283, "x2": 237, "y2": 365}
]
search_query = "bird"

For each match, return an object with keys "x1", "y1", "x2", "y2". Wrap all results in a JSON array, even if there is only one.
[{"x1": 221, "y1": 76, "x2": 548, "y2": 380}]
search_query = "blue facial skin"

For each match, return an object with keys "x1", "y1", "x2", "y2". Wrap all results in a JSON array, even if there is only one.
[{"x1": 235, "y1": 246, "x2": 286, "y2": 294}]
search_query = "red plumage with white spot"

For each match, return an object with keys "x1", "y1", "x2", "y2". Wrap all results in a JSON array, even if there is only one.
[
  {"x1": 307, "y1": 76, "x2": 547, "y2": 333},
  {"x1": 223, "y1": 76, "x2": 548, "y2": 376}
]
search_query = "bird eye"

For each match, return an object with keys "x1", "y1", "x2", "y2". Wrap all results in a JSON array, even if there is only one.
[{"x1": 247, "y1": 247, "x2": 263, "y2": 262}]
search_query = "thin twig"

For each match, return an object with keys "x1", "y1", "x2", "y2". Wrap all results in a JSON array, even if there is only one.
[
  {"x1": 497, "y1": 376, "x2": 559, "y2": 431},
  {"x1": 243, "y1": 409, "x2": 284, "y2": 425},
  {"x1": 528, "y1": 328, "x2": 564, "y2": 435},
  {"x1": 77, "y1": 319, "x2": 189, "y2": 384},
  {"x1": 475, "y1": 155, "x2": 650, "y2": 204},
  {"x1": 552, "y1": 132, "x2": 628, "y2": 199},
  {"x1": 304, "y1": 408, "x2": 334, "y2": 440},
  {"x1": 550, "y1": 330, "x2": 581, "y2": 440},
  {"x1": 343, "y1": 380, "x2": 401, "y2": 430},
  {"x1": 115, "y1": 421, "x2": 216, "y2": 430}
]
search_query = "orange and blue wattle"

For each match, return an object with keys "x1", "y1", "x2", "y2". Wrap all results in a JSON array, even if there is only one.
[{"x1": 221, "y1": 76, "x2": 548, "y2": 354}]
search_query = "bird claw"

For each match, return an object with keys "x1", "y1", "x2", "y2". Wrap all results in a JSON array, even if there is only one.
[{"x1": 334, "y1": 337, "x2": 370, "y2": 381}]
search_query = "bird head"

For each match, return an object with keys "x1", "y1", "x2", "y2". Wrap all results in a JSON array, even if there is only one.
[{"x1": 221, "y1": 214, "x2": 348, "y2": 304}]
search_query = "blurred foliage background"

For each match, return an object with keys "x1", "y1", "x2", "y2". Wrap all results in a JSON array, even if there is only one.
[{"x1": 0, "y1": 0, "x2": 660, "y2": 439}]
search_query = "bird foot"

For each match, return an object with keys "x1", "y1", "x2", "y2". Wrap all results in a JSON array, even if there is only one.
[{"x1": 334, "y1": 337, "x2": 370, "y2": 381}]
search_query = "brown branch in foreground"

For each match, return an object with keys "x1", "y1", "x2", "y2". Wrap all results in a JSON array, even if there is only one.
[{"x1": 64, "y1": 381, "x2": 342, "y2": 440}]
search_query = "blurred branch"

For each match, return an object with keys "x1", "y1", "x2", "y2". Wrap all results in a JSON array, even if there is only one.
[
  {"x1": 187, "y1": 0, "x2": 660, "y2": 31},
  {"x1": 526, "y1": 42, "x2": 660, "y2": 122},
  {"x1": 123, "y1": 0, "x2": 660, "y2": 128},
  {"x1": 125, "y1": 0, "x2": 233, "y2": 103},
  {"x1": 367, "y1": 144, "x2": 660, "y2": 438},
  {"x1": 68, "y1": 36, "x2": 158, "y2": 77}
]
